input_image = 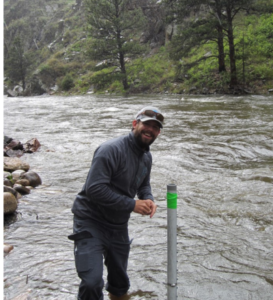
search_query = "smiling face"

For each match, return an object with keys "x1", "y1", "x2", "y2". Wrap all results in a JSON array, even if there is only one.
[{"x1": 132, "y1": 119, "x2": 161, "y2": 149}]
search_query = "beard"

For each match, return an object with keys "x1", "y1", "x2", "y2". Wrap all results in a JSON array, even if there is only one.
[{"x1": 134, "y1": 129, "x2": 157, "y2": 149}]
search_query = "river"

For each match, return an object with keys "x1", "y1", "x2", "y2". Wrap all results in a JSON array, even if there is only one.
[{"x1": 3, "y1": 94, "x2": 273, "y2": 300}]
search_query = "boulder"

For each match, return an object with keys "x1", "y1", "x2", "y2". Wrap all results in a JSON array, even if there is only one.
[
  {"x1": 13, "y1": 184, "x2": 31, "y2": 195},
  {"x1": 4, "y1": 186, "x2": 19, "y2": 199},
  {"x1": 4, "y1": 136, "x2": 13, "y2": 146},
  {"x1": 16, "y1": 179, "x2": 30, "y2": 186},
  {"x1": 21, "y1": 171, "x2": 42, "y2": 187},
  {"x1": 4, "y1": 157, "x2": 30, "y2": 172},
  {"x1": 4, "y1": 192, "x2": 17, "y2": 214},
  {"x1": 4, "y1": 138, "x2": 23, "y2": 151},
  {"x1": 4, "y1": 149, "x2": 25, "y2": 157},
  {"x1": 3, "y1": 244, "x2": 14, "y2": 254},
  {"x1": 23, "y1": 138, "x2": 41, "y2": 153},
  {"x1": 7, "y1": 89, "x2": 17, "y2": 97},
  {"x1": 3, "y1": 171, "x2": 11, "y2": 179},
  {"x1": 3, "y1": 179, "x2": 13, "y2": 187},
  {"x1": 12, "y1": 170, "x2": 26, "y2": 181}
]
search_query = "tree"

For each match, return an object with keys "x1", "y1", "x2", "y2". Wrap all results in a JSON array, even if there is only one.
[
  {"x1": 165, "y1": 0, "x2": 227, "y2": 76},
  {"x1": 165, "y1": 0, "x2": 261, "y2": 88},
  {"x1": 84, "y1": 0, "x2": 147, "y2": 90},
  {"x1": 5, "y1": 36, "x2": 30, "y2": 90}
]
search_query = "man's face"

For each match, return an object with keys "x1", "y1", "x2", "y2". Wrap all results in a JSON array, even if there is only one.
[{"x1": 132, "y1": 120, "x2": 161, "y2": 149}]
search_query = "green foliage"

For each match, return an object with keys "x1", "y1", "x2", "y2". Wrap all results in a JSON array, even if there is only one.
[
  {"x1": 61, "y1": 74, "x2": 75, "y2": 91},
  {"x1": 39, "y1": 58, "x2": 66, "y2": 78},
  {"x1": 5, "y1": 36, "x2": 31, "y2": 89},
  {"x1": 84, "y1": 0, "x2": 148, "y2": 90},
  {"x1": 3, "y1": 0, "x2": 273, "y2": 95}
]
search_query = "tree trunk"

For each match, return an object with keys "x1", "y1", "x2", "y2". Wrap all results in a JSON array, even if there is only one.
[
  {"x1": 217, "y1": 25, "x2": 226, "y2": 73},
  {"x1": 119, "y1": 52, "x2": 129, "y2": 90},
  {"x1": 226, "y1": 6, "x2": 237, "y2": 87}
]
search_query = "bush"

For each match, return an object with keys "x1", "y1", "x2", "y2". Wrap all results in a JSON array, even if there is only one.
[{"x1": 61, "y1": 74, "x2": 74, "y2": 91}]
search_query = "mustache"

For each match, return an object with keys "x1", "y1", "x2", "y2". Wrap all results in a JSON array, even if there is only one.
[{"x1": 142, "y1": 130, "x2": 155, "y2": 138}]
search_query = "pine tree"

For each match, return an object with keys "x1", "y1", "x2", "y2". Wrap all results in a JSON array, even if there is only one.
[
  {"x1": 5, "y1": 36, "x2": 30, "y2": 90},
  {"x1": 165, "y1": 0, "x2": 261, "y2": 88},
  {"x1": 84, "y1": 0, "x2": 147, "y2": 90}
]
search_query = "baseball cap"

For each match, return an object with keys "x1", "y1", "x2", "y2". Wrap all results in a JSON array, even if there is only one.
[{"x1": 135, "y1": 106, "x2": 164, "y2": 128}]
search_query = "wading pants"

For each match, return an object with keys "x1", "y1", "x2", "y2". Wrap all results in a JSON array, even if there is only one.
[{"x1": 68, "y1": 217, "x2": 131, "y2": 300}]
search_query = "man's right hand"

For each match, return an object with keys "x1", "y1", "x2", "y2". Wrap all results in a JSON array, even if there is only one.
[{"x1": 133, "y1": 199, "x2": 157, "y2": 218}]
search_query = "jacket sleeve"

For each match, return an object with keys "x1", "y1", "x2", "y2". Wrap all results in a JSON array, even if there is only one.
[
  {"x1": 84, "y1": 145, "x2": 136, "y2": 212},
  {"x1": 136, "y1": 153, "x2": 154, "y2": 201}
]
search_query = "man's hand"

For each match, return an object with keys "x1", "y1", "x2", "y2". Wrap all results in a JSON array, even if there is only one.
[{"x1": 133, "y1": 199, "x2": 157, "y2": 218}]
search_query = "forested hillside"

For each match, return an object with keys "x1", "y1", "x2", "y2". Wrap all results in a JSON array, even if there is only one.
[{"x1": 4, "y1": 0, "x2": 273, "y2": 96}]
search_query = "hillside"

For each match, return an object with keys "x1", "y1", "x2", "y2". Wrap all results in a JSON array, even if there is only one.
[{"x1": 3, "y1": 0, "x2": 273, "y2": 96}]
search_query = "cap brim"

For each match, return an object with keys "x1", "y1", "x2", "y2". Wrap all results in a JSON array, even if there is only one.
[{"x1": 138, "y1": 116, "x2": 163, "y2": 128}]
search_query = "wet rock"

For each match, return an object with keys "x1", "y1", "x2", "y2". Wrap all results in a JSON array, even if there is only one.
[
  {"x1": 23, "y1": 138, "x2": 41, "y2": 153},
  {"x1": 4, "y1": 136, "x2": 41, "y2": 156},
  {"x1": 4, "y1": 179, "x2": 13, "y2": 187},
  {"x1": 16, "y1": 179, "x2": 30, "y2": 186},
  {"x1": 4, "y1": 157, "x2": 30, "y2": 172},
  {"x1": 21, "y1": 171, "x2": 42, "y2": 187},
  {"x1": 4, "y1": 192, "x2": 18, "y2": 214},
  {"x1": 13, "y1": 184, "x2": 31, "y2": 195},
  {"x1": 4, "y1": 186, "x2": 19, "y2": 199},
  {"x1": 12, "y1": 169, "x2": 26, "y2": 181},
  {"x1": 3, "y1": 171, "x2": 11, "y2": 179},
  {"x1": 4, "y1": 243, "x2": 14, "y2": 254},
  {"x1": 4, "y1": 149, "x2": 25, "y2": 157}
]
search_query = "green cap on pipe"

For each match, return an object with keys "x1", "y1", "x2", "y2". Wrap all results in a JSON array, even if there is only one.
[{"x1": 167, "y1": 184, "x2": 177, "y2": 209}]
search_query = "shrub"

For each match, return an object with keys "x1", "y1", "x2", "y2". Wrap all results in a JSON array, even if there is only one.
[{"x1": 61, "y1": 74, "x2": 74, "y2": 91}]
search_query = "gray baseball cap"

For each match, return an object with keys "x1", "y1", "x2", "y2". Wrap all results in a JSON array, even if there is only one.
[{"x1": 135, "y1": 106, "x2": 164, "y2": 128}]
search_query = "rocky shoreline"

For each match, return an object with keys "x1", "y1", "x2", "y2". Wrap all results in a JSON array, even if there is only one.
[{"x1": 3, "y1": 136, "x2": 42, "y2": 255}]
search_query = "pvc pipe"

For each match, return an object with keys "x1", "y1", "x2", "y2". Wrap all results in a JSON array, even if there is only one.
[{"x1": 167, "y1": 184, "x2": 177, "y2": 300}]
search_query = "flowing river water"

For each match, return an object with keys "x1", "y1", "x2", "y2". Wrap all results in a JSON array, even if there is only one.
[{"x1": 3, "y1": 94, "x2": 273, "y2": 300}]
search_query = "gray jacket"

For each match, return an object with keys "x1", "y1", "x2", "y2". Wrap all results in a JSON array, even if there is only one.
[{"x1": 71, "y1": 132, "x2": 154, "y2": 228}]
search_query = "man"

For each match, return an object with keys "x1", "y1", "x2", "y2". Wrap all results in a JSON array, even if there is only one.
[{"x1": 68, "y1": 106, "x2": 164, "y2": 300}]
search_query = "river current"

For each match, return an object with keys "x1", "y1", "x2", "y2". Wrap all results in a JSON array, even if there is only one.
[{"x1": 3, "y1": 94, "x2": 273, "y2": 300}]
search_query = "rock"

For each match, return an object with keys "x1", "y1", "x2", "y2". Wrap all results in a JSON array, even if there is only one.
[
  {"x1": 13, "y1": 184, "x2": 31, "y2": 195},
  {"x1": 4, "y1": 138, "x2": 23, "y2": 151},
  {"x1": 3, "y1": 135, "x2": 12, "y2": 148},
  {"x1": 7, "y1": 89, "x2": 17, "y2": 97},
  {"x1": 16, "y1": 179, "x2": 30, "y2": 186},
  {"x1": 3, "y1": 171, "x2": 11, "y2": 179},
  {"x1": 21, "y1": 171, "x2": 42, "y2": 187},
  {"x1": 5, "y1": 149, "x2": 25, "y2": 157},
  {"x1": 4, "y1": 244, "x2": 14, "y2": 254},
  {"x1": 12, "y1": 170, "x2": 26, "y2": 181},
  {"x1": 13, "y1": 85, "x2": 23, "y2": 94},
  {"x1": 23, "y1": 138, "x2": 41, "y2": 153},
  {"x1": 4, "y1": 186, "x2": 19, "y2": 199},
  {"x1": 4, "y1": 157, "x2": 30, "y2": 172},
  {"x1": 4, "y1": 192, "x2": 18, "y2": 214},
  {"x1": 3, "y1": 179, "x2": 13, "y2": 187}
]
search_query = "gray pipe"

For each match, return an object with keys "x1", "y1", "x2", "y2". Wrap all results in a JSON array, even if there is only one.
[{"x1": 167, "y1": 184, "x2": 177, "y2": 300}]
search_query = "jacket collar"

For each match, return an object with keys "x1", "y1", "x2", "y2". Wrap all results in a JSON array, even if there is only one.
[{"x1": 128, "y1": 131, "x2": 150, "y2": 155}]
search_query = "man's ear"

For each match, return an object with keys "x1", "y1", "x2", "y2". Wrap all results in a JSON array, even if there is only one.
[{"x1": 132, "y1": 119, "x2": 138, "y2": 129}]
